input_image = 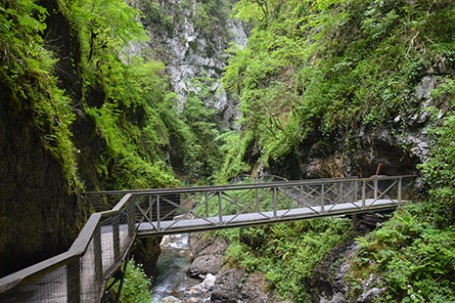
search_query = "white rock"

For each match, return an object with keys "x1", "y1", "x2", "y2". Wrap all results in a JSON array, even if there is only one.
[{"x1": 161, "y1": 296, "x2": 181, "y2": 303}]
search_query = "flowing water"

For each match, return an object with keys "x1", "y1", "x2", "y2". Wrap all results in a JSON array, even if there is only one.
[{"x1": 151, "y1": 234, "x2": 200, "y2": 303}]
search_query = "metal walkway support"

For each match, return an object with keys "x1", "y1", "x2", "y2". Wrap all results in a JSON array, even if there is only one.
[{"x1": 0, "y1": 175, "x2": 415, "y2": 302}]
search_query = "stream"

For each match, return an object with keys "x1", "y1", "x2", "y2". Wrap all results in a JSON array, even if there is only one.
[{"x1": 151, "y1": 234, "x2": 210, "y2": 303}]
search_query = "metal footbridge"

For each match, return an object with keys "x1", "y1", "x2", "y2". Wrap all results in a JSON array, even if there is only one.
[{"x1": 0, "y1": 175, "x2": 415, "y2": 302}]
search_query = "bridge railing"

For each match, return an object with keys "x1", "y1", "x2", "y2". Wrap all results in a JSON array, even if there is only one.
[
  {"x1": 0, "y1": 194, "x2": 136, "y2": 303},
  {"x1": 134, "y1": 175, "x2": 416, "y2": 235},
  {"x1": 0, "y1": 175, "x2": 415, "y2": 302}
]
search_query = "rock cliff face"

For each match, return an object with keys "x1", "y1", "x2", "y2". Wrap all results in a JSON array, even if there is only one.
[
  {"x1": 138, "y1": 0, "x2": 247, "y2": 126},
  {"x1": 0, "y1": 1, "x2": 87, "y2": 276},
  {"x1": 0, "y1": 98, "x2": 81, "y2": 276},
  {"x1": 269, "y1": 71, "x2": 451, "y2": 181}
]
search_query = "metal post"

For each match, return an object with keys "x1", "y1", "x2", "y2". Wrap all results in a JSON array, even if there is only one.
[
  {"x1": 320, "y1": 184, "x2": 325, "y2": 213},
  {"x1": 149, "y1": 195, "x2": 153, "y2": 223},
  {"x1": 93, "y1": 224, "x2": 103, "y2": 285},
  {"x1": 127, "y1": 203, "x2": 135, "y2": 237},
  {"x1": 273, "y1": 188, "x2": 277, "y2": 219},
  {"x1": 354, "y1": 181, "x2": 359, "y2": 201},
  {"x1": 67, "y1": 258, "x2": 81, "y2": 303},
  {"x1": 205, "y1": 192, "x2": 209, "y2": 217},
  {"x1": 339, "y1": 182, "x2": 343, "y2": 204},
  {"x1": 362, "y1": 181, "x2": 366, "y2": 208},
  {"x1": 157, "y1": 195, "x2": 161, "y2": 231},
  {"x1": 374, "y1": 179, "x2": 378, "y2": 199},
  {"x1": 255, "y1": 188, "x2": 259, "y2": 212},
  {"x1": 398, "y1": 177, "x2": 402, "y2": 203},
  {"x1": 218, "y1": 192, "x2": 223, "y2": 224},
  {"x1": 113, "y1": 215, "x2": 120, "y2": 260}
]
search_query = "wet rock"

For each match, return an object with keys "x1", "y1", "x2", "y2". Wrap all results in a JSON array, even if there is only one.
[
  {"x1": 190, "y1": 273, "x2": 217, "y2": 293},
  {"x1": 188, "y1": 254, "x2": 224, "y2": 277},
  {"x1": 210, "y1": 269, "x2": 275, "y2": 303},
  {"x1": 357, "y1": 287, "x2": 386, "y2": 303},
  {"x1": 211, "y1": 269, "x2": 246, "y2": 303},
  {"x1": 188, "y1": 234, "x2": 228, "y2": 277},
  {"x1": 240, "y1": 272, "x2": 275, "y2": 303},
  {"x1": 162, "y1": 296, "x2": 181, "y2": 303},
  {"x1": 199, "y1": 239, "x2": 229, "y2": 256}
]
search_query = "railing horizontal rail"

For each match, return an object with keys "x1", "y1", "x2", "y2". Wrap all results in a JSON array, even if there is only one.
[{"x1": 84, "y1": 176, "x2": 415, "y2": 196}]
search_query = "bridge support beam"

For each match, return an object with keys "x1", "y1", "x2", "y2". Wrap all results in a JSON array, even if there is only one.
[{"x1": 351, "y1": 214, "x2": 358, "y2": 233}]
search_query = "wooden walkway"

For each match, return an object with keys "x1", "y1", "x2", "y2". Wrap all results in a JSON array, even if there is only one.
[{"x1": 0, "y1": 176, "x2": 415, "y2": 303}]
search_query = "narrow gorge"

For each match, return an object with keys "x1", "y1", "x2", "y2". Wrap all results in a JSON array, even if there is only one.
[{"x1": 0, "y1": 1, "x2": 454, "y2": 303}]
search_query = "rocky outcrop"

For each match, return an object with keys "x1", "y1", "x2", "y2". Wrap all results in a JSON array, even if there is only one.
[
  {"x1": 139, "y1": 0, "x2": 247, "y2": 126},
  {"x1": 187, "y1": 233, "x2": 277, "y2": 303},
  {"x1": 269, "y1": 70, "x2": 452, "y2": 181},
  {"x1": 188, "y1": 233, "x2": 228, "y2": 277}
]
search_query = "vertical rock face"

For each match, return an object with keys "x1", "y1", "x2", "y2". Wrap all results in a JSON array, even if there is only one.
[
  {"x1": 140, "y1": 0, "x2": 247, "y2": 125},
  {"x1": 0, "y1": 0, "x2": 105, "y2": 277},
  {"x1": 0, "y1": 99, "x2": 80, "y2": 276}
]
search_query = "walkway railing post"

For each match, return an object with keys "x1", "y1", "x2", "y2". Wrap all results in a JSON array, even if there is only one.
[
  {"x1": 273, "y1": 187, "x2": 277, "y2": 219},
  {"x1": 67, "y1": 258, "x2": 81, "y2": 303},
  {"x1": 255, "y1": 188, "x2": 259, "y2": 212},
  {"x1": 205, "y1": 192, "x2": 209, "y2": 218},
  {"x1": 127, "y1": 202, "x2": 135, "y2": 238},
  {"x1": 93, "y1": 224, "x2": 103, "y2": 287},
  {"x1": 113, "y1": 215, "x2": 120, "y2": 260},
  {"x1": 362, "y1": 181, "x2": 366, "y2": 208},
  {"x1": 149, "y1": 196, "x2": 153, "y2": 224},
  {"x1": 218, "y1": 192, "x2": 223, "y2": 224},
  {"x1": 156, "y1": 195, "x2": 161, "y2": 231},
  {"x1": 373, "y1": 179, "x2": 378, "y2": 199},
  {"x1": 398, "y1": 177, "x2": 402, "y2": 203},
  {"x1": 354, "y1": 181, "x2": 359, "y2": 201},
  {"x1": 320, "y1": 184, "x2": 325, "y2": 213}
]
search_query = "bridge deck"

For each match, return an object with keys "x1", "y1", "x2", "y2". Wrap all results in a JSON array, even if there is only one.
[{"x1": 137, "y1": 199, "x2": 398, "y2": 236}]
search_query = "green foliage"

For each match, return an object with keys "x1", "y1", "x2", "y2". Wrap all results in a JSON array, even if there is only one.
[
  {"x1": 419, "y1": 113, "x2": 455, "y2": 224},
  {"x1": 351, "y1": 204, "x2": 455, "y2": 302},
  {"x1": 179, "y1": 76, "x2": 225, "y2": 180},
  {"x1": 108, "y1": 260, "x2": 151, "y2": 303},
  {"x1": 220, "y1": 0, "x2": 455, "y2": 172},
  {"x1": 218, "y1": 219, "x2": 351, "y2": 302},
  {"x1": 0, "y1": 0, "x2": 81, "y2": 190}
]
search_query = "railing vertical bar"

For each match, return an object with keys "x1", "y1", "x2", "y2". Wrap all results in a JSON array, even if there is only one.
[
  {"x1": 339, "y1": 182, "x2": 343, "y2": 204},
  {"x1": 113, "y1": 215, "x2": 120, "y2": 260},
  {"x1": 93, "y1": 224, "x2": 103, "y2": 286},
  {"x1": 218, "y1": 192, "x2": 223, "y2": 224},
  {"x1": 398, "y1": 177, "x2": 402, "y2": 203},
  {"x1": 149, "y1": 195, "x2": 153, "y2": 223},
  {"x1": 273, "y1": 188, "x2": 277, "y2": 219},
  {"x1": 127, "y1": 202, "x2": 135, "y2": 237},
  {"x1": 362, "y1": 181, "x2": 366, "y2": 208},
  {"x1": 205, "y1": 192, "x2": 209, "y2": 218},
  {"x1": 373, "y1": 179, "x2": 378, "y2": 199},
  {"x1": 255, "y1": 188, "x2": 259, "y2": 212},
  {"x1": 157, "y1": 195, "x2": 161, "y2": 231},
  {"x1": 320, "y1": 184, "x2": 325, "y2": 213},
  {"x1": 354, "y1": 181, "x2": 358, "y2": 201},
  {"x1": 67, "y1": 258, "x2": 81, "y2": 303}
]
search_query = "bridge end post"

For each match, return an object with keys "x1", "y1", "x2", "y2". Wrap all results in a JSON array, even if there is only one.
[{"x1": 67, "y1": 258, "x2": 81, "y2": 303}]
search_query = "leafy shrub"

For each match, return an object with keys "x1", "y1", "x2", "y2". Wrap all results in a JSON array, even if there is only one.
[{"x1": 108, "y1": 260, "x2": 151, "y2": 303}]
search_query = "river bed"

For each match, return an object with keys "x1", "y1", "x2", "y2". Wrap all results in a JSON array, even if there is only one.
[{"x1": 151, "y1": 234, "x2": 205, "y2": 303}]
